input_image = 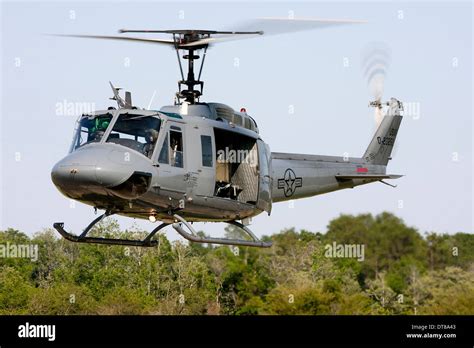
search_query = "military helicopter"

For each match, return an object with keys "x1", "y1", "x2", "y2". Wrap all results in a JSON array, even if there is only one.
[{"x1": 51, "y1": 19, "x2": 403, "y2": 248}]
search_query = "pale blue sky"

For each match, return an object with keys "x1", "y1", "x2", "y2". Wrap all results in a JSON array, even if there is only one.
[{"x1": 1, "y1": 1, "x2": 472, "y2": 241}]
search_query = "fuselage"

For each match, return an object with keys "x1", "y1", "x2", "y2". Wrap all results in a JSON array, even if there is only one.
[
  {"x1": 52, "y1": 101, "x2": 398, "y2": 224},
  {"x1": 52, "y1": 103, "x2": 268, "y2": 223}
]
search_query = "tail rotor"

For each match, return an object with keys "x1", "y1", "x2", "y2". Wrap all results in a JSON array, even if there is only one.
[{"x1": 361, "y1": 42, "x2": 391, "y2": 126}]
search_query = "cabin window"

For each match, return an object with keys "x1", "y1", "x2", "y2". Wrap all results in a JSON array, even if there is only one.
[
  {"x1": 201, "y1": 135, "x2": 213, "y2": 167},
  {"x1": 244, "y1": 117, "x2": 252, "y2": 130},
  {"x1": 106, "y1": 114, "x2": 161, "y2": 158},
  {"x1": 71, "y1": 114, "x2": 112, "y2": 151},
  {"x1": 169, "y1": 129, "x2": 184, "y2": 168},
  {"x1": 158, "y1": 133, "x2": 169, "y2": 164},
  {"x1": 233, "y1": 113, "x2": 243, "y2": 127}
]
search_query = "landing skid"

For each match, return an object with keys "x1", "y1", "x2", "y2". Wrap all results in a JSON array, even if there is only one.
[
  {"x1": 172, "y1": 214, "x2": 272, "y2": 248},
  {"x1": 53, "y1": 211, "x2": 169, "y2": 247},
  {"x1": 53, "y1": 212, "x2": 272, "y2": 248}
]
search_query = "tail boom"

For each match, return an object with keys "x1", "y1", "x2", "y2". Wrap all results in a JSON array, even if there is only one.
[{"x1": 270, "y1": 98, "x2": 404, "y2": 203}]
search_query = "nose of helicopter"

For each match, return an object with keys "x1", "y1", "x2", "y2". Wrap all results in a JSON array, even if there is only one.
[
  {"x1": 51, "y1": 145, "x2": 151, "y2": 199},
  {"x1": 51, "y1": 156, "x2": 97, "y2": 189}
]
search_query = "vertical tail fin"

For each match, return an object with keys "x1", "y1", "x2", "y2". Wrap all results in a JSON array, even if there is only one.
[{"x1": 363, "y1": 98, "x2": 403, "y2": 165}]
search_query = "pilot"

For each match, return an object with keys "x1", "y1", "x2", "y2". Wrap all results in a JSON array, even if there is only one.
[
  {"x1": 170, "y1": 137, "x2": 183, "y2": 167},
  {"x1": 90, "y1": 130, "x2": 104, "y2": 142},
  {"x1": 143, "y1": 129, "x2": 159, "y2": 158},
  {"x1": 170, "y1": 138, "x2": 178, "y2": 166}
]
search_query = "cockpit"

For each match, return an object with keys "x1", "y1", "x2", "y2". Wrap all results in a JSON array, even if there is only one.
[
  {"x1": 70, "y1": 110, "x2": 161, "y2": 159},
  {"x1": 70, "y1": 112, "x2": 112, "y2": 150}
]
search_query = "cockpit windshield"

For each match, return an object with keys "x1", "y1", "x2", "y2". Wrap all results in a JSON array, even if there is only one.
[
  {"x1": 106, "y1": 114, "x2": 161, "y2": 158},
  {"x1": 70, "y1": 113, "x2": 113, "y2": 152}
]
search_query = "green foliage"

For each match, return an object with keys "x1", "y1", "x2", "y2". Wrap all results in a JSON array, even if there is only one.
[
  {"x1": 28, "y1": 283, "x2": 97, "y2": 315},
  {"x1": 412, "y1": 266, "x2": 474, "y2": 315},
  {"x1": 325, "y1": 212, "x2": 428, "y2": 288},
  {"x1": 0, "y1": 266, "x2": 34, "y2": 314},
  {"x1": 0, "y1": 212, "x2": 472, "y2": 315}
]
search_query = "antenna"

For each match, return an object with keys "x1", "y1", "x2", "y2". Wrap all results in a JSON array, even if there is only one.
[
  {"x1": 147, "y1": 90, "x2": 157, "y2": 110},
  {"x1": 125, "y1": 91, "x2": 132, "y2": 108},
  {"x1": 109, "y1": 81, "x2": 132, "y2": 108}
]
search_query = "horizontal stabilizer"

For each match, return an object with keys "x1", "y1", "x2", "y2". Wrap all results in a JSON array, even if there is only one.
[{"x1": 336, "y1": 174, "x2": 403, "y2": 181}]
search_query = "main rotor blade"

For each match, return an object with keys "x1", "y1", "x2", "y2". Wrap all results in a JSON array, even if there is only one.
[
  {"x1": 179, "y1": 17, "x2": 367, "y2": 46},
  {"x1": 119, "y1": 17, "x2": 366, "y2": 48},
  {"x1": 117, "y1": 29, "x2": 264, "y2": 48},
  {"x1": 52, "y1": 34, "x2": 175, "y2": 46},
  {"x1": 54, "y1": 17, "x2": 365, "y2": 49},
  {"x1": 235, "y1": 17, "x2": 367, "y2": 37},
  {"x1": 52, "y1": 33, "x2": 233, "y2": 49},
  {"x1": 119, "y1": 29, "x2": 263, "y2": 35},
  {"x1": 179, "y1": 35, "x2": 261, "y2": 47}
]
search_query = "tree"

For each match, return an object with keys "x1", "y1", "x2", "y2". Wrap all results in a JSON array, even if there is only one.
[
  {"x1": 0, "y1": 266, "x2": 34, "y2": 314},
  {"x1": 0, "y1": 213, "x2": 472, "y2": 315},
  {"x1": 325, "y1": 212, "x2": 428, "y2": 286},
  {"x1": 415, "y1": 266, "x2": 474, "y2": 315}
]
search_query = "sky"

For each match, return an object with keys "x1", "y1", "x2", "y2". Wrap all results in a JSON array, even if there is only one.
[{"x1": 0, "y1": 1, "x2": 472, "y2": 242}]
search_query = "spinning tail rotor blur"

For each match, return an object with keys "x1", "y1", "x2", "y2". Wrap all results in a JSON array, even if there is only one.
[{"x1": 361, "y1": 42, "x2": 391, "y2": 126}]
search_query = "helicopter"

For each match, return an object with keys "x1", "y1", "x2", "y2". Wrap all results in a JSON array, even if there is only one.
[{"x1": 51, "y1": 19, "x2": 404, "y2": 248}]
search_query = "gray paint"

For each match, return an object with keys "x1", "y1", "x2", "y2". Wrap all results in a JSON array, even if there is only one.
[{"x1": 52, "y1": 99, "x2": 403, "y2": 225}]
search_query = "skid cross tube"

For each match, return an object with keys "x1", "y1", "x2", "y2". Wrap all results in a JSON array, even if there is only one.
[
  {"x1": 54, "y1": 213, "x2": 272, "y2": 248},
  {"x1": 79, "y1": 211, "x2": 112, "y2": 238},
  {"x1": 172, "y1": 214, "x2": 272, "y2": 248}
]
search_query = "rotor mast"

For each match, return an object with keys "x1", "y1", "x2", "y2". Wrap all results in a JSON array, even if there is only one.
[
  {"x1": 173, "y1": 33, "x2": 208, "y2": 104},
  {"x1": 144, "y1": 29, "x2": 263, "y2": 104}
]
